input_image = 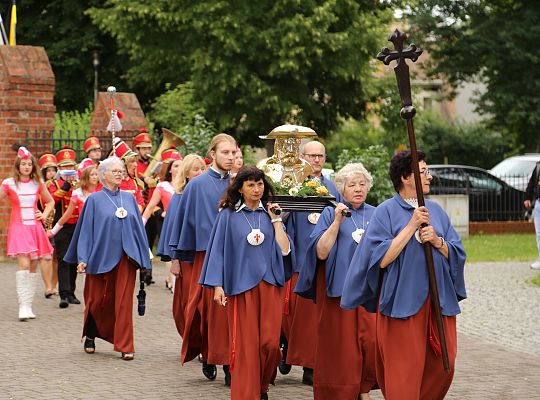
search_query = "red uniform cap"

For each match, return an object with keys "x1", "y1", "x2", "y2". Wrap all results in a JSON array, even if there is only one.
[
  {"x1": 161, "y1": 146, "x2": 182, "y2": 164},
  {"x1": 56, "y1": 146, "x2": 77, "y2": 167},
  {"x1": 84, "y1": 136, "x2": 101, "y2": 153},
  {"x1": 38, "y1": 152, "x2": 58, "y2": 170},
  {"x1": 113, "y1": 139, "x2": 137, "y2": 160},
  {"x1": 133, "y1": 131, "x2": 152, "y2": 148}
]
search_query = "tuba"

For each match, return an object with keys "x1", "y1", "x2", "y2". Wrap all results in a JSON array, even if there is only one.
[{"x1": 144, "y1": 128, "x2": 187, "y2": 178}]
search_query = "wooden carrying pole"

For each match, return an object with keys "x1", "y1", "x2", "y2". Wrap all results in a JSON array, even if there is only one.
[{"x1": 377, "y1": 29, "x2": 450, "y2": 372}]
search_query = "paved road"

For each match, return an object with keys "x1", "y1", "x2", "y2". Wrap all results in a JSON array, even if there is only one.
[{"x1": 0, "y1": 260, "x2": 539, "y2": 399}]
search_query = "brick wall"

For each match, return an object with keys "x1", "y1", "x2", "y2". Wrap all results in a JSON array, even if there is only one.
[{"x1": 0, "y1": 46, "x2": 55, "y2": 255}]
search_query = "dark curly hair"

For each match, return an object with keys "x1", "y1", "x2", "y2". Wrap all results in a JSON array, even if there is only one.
[
  {"x1": 220, "y1": 166, "x2": 275, "y2": 210},
  {"x1": 389, "y1": 150, "x2": 427, "y2": 192}
]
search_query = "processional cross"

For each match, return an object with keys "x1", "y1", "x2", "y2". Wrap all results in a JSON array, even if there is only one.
[{"x1": 377, "y1": 29, "x2": 450, "y2": 372}]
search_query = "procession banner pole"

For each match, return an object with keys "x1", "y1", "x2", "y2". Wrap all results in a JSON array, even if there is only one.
[
  {"x1": 107, "y1": 86, "x2": 117, "y2": 150},
  {"x1": 377, "y1": 29, "x2": 450, "y2": 372}
]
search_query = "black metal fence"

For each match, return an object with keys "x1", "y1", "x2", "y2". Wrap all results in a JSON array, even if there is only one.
[
  {"x1": 23, "y1": 129, "x2": 161, "y2": 161},
  {"x1": 429, "y1": 167, "x2": 529, "y2": 222}
]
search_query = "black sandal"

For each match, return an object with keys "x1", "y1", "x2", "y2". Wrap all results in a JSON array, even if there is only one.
[
  {"x1": 121, "y1": 352, "x2": 134, "y2": 361},
  {"x1": 84, "y1": 337, "x2": 95, "y2": 354}
]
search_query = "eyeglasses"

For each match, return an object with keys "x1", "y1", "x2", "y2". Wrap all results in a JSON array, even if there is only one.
[
  {"x1": 303, "y1": 153, "x2": 325, "y2": 160},
  {"x1": 109, "y1": 169, "x2": 124, "y2": 175},
  {"x1": 421, "y1": 169, "x2": 431, "y2": 177}
]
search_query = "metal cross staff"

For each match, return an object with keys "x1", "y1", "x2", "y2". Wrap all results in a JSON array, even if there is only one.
[{"x1": 377, "y1": 29, "x2": 450, "y2": 372}]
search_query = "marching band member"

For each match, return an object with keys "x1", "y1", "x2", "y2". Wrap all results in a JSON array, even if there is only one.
[
  {"x1": 52, "y1": 146, "x2": 81, "y2": 309},
  {"x1": 168, "y1": 134, "x2": 236, "y2": 385},
  {"x1": 112, "y1": 138, "x2": 145, "y2": 212},
  {"x1": 64, "y1": 157, "x2": 151, "y2": 361},
  {"x1": 0, "y1": 147, "x2": 54, "y2": 321},
  {"x1": 199, "y1": 166, "x2": 292, "y2": 400},
  {"x1": 84, "y1": 136, "x2": 102, "y2": 165},
  {"x1": 142, "y1": 146, "x2": 182, "y2": 290},
  {"x1": 38, "y1": 152, "x2": 59, "y2": 298}
]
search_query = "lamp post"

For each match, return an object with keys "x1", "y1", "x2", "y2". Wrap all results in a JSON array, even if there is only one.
[{"x1": 92, "y1": 50, "x2": 99, "y2": 105}]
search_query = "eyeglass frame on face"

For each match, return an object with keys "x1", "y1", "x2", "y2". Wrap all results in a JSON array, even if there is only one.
[
  {"x1": 303, "y1": 153, "x2": 325, "y2": 160},
  {"x1": 420, "y1": 168, "x2": 432, "y2": 177},
  {"x1": 108, "y1": 169, "x2": 124, "y2": 176}
]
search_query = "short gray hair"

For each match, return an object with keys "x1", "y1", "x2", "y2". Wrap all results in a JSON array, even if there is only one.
[
  {"x1": 98, "y1": 157, "x2": 123, "y2": 182},
  {"x1": 334, "y1": 163, "x2": 373, "y2": 195}
]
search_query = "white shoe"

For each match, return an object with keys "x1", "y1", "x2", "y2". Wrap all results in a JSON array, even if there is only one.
[{"x1": 531, "y1": 261, "x2": 540, "y2": 270}]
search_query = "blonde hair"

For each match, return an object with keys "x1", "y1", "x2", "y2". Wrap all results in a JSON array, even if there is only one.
[
  {"x1": 173, "y1": 154, "x2": 206, "y2": 194},
  {"x1": 208, "y1": 133, "x2": 236, "y2": 155},
  {"x1": 334, "y1": 163, "x2": 373, "y2": 195}
]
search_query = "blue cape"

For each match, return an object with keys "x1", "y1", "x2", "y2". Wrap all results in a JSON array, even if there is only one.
[
  {"x1": 295, "y1": 202, "x2": 375, "y2": 300},
  {"x1": 340, "y1": 194, "x2": 467, "y2": 318},
  {"x1": 168, "y1": 168, "x2": 230, "y2": 261},
  {"x1": 156, "y1": 192, "x2": 182, "y2": 262},
  {"x1": 286, "y1": 176, "x2": 341, "y2": 274},
  {"x1": 199, "y1": 206, "x2": 294, "y2": 296},
  {"x1": 64, "y1": 187, "x2": 151, "y2": 274}
]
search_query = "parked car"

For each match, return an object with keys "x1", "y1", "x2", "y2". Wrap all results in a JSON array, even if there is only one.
[
  {"x1": 428, "y1": 165, "x2": 526, "y2": 222},
  {"x1": 490, "y1": 154, "x2": 540, "y2": 191}
]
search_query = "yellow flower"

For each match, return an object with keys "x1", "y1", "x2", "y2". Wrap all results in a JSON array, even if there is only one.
[
  {"x1": 306, "y1": 180, "x2": 317, "y2": 188},
  {"x1": 316, "y1": 186, "x2": 329, "y2": 195}
]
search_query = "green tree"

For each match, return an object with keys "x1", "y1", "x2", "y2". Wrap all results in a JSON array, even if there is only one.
[
  {"x1": 87, "y1": 0, "x2": 393, "y2": 146},
  {"x1": 0, "y1": 0, "x2": 130, "y2": 111},
  {"x1": 406, "y1": 0, "x2": 540, "y2": 152}
]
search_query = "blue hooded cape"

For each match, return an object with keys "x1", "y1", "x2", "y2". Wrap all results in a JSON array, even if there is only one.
[
  {"x1": 340, "y1": 194, "x2": 467, "y2": 318},
  {"x1": 168, "y1": 168, "x2": 230, "y2": 261},
  {"x1": 294, "y1": 202, "x2": 375, "y2": 301},
  {"x1": 64, "y1": 187, "x2": 151, "y2": 274},
  {"x1": 156, "y1": 192, "x2": 182, "y2": 262},
  {"x1": 199, "y1": 205, "x2": 294, "y2": 296}
]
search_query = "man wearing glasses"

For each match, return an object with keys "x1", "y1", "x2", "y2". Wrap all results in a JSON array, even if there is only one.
[{"x1": 280, "y1": 140, "x2": 340, "y2": 386}]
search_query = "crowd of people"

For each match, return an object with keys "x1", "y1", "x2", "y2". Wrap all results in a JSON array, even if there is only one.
[{"x1": 1, "y1": 130, "x2": 471, "y2": 400}]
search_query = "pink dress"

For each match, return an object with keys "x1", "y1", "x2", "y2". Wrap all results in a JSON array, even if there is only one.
[
  {"x1": 156, "y1": 181, "x2": 175, "y2": 211},
  {"x1": 2, "y1": 178, "x2": 54, "y2": 258}
]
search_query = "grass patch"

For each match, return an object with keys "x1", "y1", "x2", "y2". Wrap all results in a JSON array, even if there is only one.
[
  {"x1": 463, "y1": 233, "x2": 537, "y2": 263},
  {"x1": 529, "y1": 275, "x2": 540, "y2": 288}
]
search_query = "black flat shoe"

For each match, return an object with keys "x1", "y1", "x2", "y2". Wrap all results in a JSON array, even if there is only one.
[
  {"x1": 121, "y1": 352, "x2": 134, "y2": 361},
  {"x1": 223, "y1": 365, "x2": 231, "y2": 387},
  {"x1": 67, "y1": 295, "x2": 81, "y2": 305},
  {"x1": 59, "y1": 298, "x2": 69, "y2": 308},
  {"x1": 84, "y1": 337, "x2": 95, "y2": 354},
  {"x1": 302, "y1": 368, "x2": 313, "y2": 386},
  {"x1": 278, "y1": 336, "x2": 291, "y2": 375},
  {"x1": 202, "y1": 362, "x2": 217, "y2": 380}
]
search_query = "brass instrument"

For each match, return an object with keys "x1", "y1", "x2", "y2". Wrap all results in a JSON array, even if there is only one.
[{"x1": 143, "y1": 128, "x2": 186, "y2": 178}]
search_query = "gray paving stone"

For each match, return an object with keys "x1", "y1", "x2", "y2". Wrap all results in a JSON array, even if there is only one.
[{"x1": 0, "y1": 260, "x2": 538, "y2": 399}]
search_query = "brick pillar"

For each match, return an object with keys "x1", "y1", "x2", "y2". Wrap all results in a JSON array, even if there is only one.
[
  {"x1": 0, "y1": 46, "x2": 55, "y2": 257},
  {"x1": 90, "y1": 92, "x2": 148, "y2": 147}
]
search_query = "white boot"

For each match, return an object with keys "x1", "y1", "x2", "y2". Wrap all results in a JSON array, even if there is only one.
[
  {"x1": 16, "y1": 270, "x2": 28, "y2": 321},
  {"x1": 24, "y1": 272, "x2": 37, "y2": 319}
]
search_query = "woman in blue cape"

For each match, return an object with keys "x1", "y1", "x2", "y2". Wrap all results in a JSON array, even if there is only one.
[
  {"x1": 295, "y1": 163, "x2": 377, "y2": 400},
  {"x1": 199, "y1": 166, "x2": 292, "y2": 400},
  {"x1": 157, "y1": 154, "x2": 206, "y2": 337},
  {"x1": 341, "y1": 150, "x2": 467, "y2": 400},
  {"x1": 64, "y1": 157, "x2": 151, "y2": 361}
]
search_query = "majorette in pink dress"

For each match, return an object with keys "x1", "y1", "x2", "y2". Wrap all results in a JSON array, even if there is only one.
[
  {"x1": 156, "y1": 181, "x2": 175, "y2": 211},
  {"x1": 1, "y1": 178, "x2": 54, "y2": 258}
]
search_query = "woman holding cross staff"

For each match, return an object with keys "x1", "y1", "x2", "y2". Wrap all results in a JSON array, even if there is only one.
[{"x1": 341, "y1": 150, "x2": 466, "y2": 400}]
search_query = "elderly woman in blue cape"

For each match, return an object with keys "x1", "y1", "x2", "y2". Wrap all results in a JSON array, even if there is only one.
[
  {"x1": 199, "y1": 166, "x2": 293, "y2": 400},
  {"x1": 64, "y1": 157, "x2": 151, "y2": 361},
  {"x1": 294, "y1": 163, "x2": 378, "y2": 400},
  {"x1": 340, "y1": 150, "x2": 467, "y2": 400}
]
